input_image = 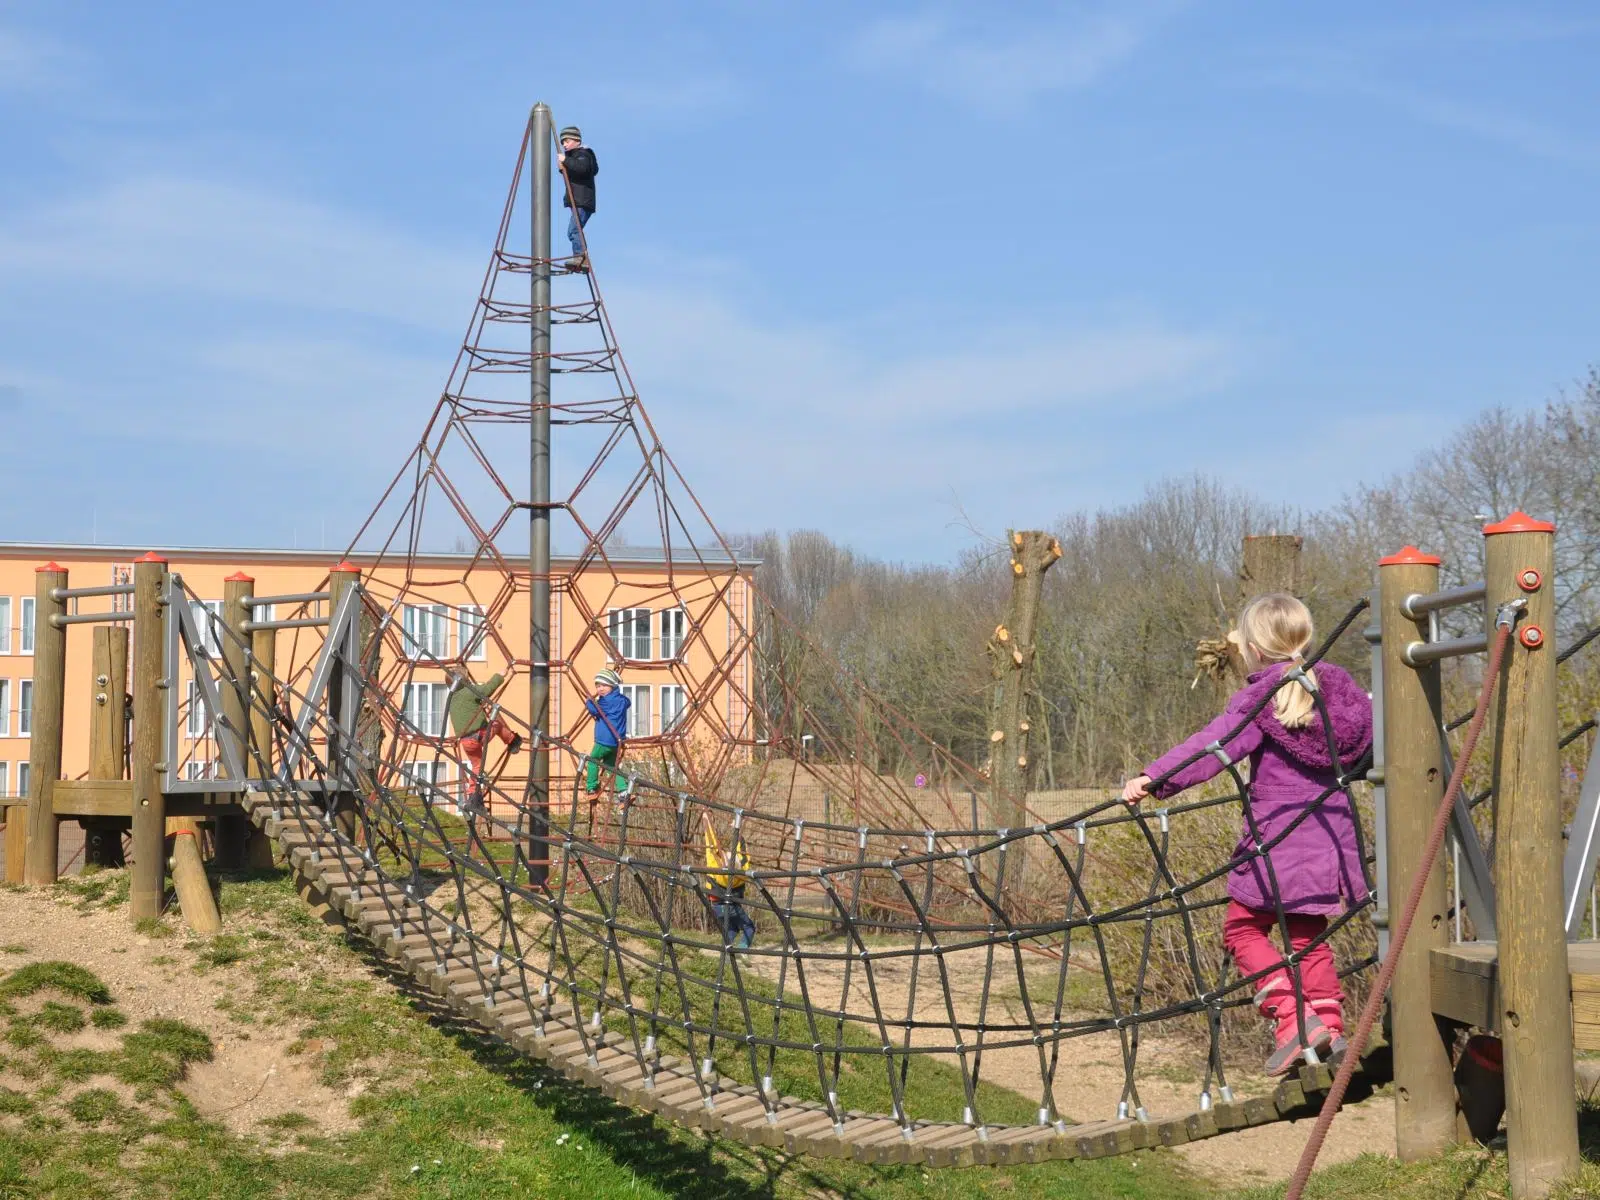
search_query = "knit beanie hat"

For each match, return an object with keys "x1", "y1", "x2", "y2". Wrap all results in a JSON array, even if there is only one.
[
  {"x1": 594, "y1": 668, "x2": 622, "y2": 689},
  {"x1": 559, "y1": 126, "x2": 582, "y2": 143}
]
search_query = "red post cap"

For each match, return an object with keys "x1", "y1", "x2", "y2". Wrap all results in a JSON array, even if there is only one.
[
  {"x1": 329, "y1": 560, "x2": 361, "y2": 574},
  {"x1": 34, "y1": 561, "x2": 65, "y2": 573},
  {"x1": 1483, "y1": 511, "x2": 1555, "y2": 536},
  {"x1": 134, "y1": 551, "x2": 169, "y2": 564},
  {"x1": 1378, "y1": 545, "x2": 1441, "y2": 566},
  {"x1": 223, "y1": 571, "x2": 255, "y2": 583}
]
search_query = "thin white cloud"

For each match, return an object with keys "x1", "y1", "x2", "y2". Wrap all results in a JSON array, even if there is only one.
[
  {"x1": 845, "y1": 1, "x2": 1183, "y2": 112},
  {"x1": 0, "y1": 175, "x2": 482, "y2": 329},
  {"x1": 0, "y1": 24, "x2": 76, "y2": 93}
]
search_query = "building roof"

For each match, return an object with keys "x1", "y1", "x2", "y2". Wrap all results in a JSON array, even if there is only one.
[{"x1": 0, "y1": 541, "x2": 759, "y2": 570}]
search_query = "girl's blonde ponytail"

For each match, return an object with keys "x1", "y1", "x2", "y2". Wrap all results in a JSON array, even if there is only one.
[{"x1": 1237, "y1": 594, "x2": 1318, "y2": 729}]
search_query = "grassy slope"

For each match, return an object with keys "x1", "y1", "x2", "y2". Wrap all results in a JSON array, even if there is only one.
[
  {"x1": 11, "y1": 869, "x2": 1600, "y2": 1199},
  {"x1": 0, "y1": 871, "x2": 1205, "y2": 1200}
]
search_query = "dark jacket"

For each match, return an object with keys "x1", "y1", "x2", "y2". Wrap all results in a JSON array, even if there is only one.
[
  {"x1": 447, "y1": 673, "x2": 503, "y2": 738},
  {"x1": 561, "y1": 147, "x2": 598, "y2": 212}
]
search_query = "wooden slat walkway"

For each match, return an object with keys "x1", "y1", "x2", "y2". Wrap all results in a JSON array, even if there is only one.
[{"x1": 246, "y1": 791, "x2": 1348, "y2": 1167}]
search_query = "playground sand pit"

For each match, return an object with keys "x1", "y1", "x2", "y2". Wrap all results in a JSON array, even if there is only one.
[{"x1": 0, "y1": 882, "x2": 359, "y2": 1139}]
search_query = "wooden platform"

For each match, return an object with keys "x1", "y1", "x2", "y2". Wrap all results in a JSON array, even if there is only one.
[
  {"x1": 238, "y1": 789, "x2": 1371, "y2": 1167},
  {"x1": 1430, "y1": 940, "x2": 1600, "y2": 1050}
]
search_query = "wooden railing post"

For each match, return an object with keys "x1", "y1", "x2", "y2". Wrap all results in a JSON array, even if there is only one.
[
  {"x1": 214, "y1": 571, "x2": 255, "y2": 868},
  {"x1": 85, "y1": 625, "x2": 129, "y2": 868},
  {"x1": 247, "y1": 611, "x2": 278, "y2": 869},
  {"x1": 25, "y1": 563, "x2": 68, "y2": 886},
  {"x1": 1378, "y1": 545, "x2": 1458, "y2": 1158},
  {"x1": 1484, "y1": 513, "x2": 1578, "y2": 1199},
  {"x1": 130, "y1": 553, "x2": 169, "y2": 922}
]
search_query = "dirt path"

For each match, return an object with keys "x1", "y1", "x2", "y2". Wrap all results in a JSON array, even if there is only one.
[{"x1": 0, "y1": 884, "x2": 358, "y2": 1138}]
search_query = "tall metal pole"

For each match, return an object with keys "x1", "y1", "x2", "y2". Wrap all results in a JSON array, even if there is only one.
[{"x1": 529, "y1": 102, "x2": 553, "y2": 886}]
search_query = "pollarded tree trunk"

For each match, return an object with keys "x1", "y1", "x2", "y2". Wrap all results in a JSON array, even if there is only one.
[
  {"x1": 987, "y1": 531, "x2": 1061, "y2": 907},
  {"x1": 1194, "y1": 533, "x2": 1304, "y2": 688}
]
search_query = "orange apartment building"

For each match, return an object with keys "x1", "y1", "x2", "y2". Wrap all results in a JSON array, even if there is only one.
[{"x1": 0, "y1": 542, "x2": 756, "y2": 803}]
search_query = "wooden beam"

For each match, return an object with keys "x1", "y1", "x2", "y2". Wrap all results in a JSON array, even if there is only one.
[
  {"x1": 1378, "y1": 545, "x2": 1458, "y2": 1159},
  {"x1": 129, "y1": 554, "x2": 168, "y2": 922},
  {"x1": 25, "y1": 564, "x2": 67, "y2": 886},
  {"x1": 1485, "y1": 514, "x2": 1578, "y2": 1197},
  {"x1": 53, "y1": 780, "x2": 133, "y2": 817}
]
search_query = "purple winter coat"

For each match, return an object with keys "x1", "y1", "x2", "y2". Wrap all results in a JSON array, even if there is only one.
[{"x1": 1142, "y1": 662, "x2": 1373, "y2": 916}]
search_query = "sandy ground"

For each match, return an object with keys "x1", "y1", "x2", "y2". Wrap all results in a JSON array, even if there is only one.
[
  {"x1": 0, "y1": 884, "x2": 357, "y2": 1138},
  {"x1": 734, "y1": 941, "x2": 1395, "y2": 1189}
]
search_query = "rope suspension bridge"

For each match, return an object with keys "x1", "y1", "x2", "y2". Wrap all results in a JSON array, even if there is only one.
[{"x1": 6, "y1": 106, "x2": 1600, "y2": 1193}]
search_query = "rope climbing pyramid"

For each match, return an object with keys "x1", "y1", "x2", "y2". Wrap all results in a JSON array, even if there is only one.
[{"x1": 209, "y1": 106, "x2": 1395, "y2": 1164}]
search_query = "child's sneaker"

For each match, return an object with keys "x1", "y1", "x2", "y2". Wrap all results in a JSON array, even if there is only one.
[
  {"x1": 614, "y1": 776, "x2": 634, "y2": 807},
  {"x1": 1264, "y1": 1014, "x2": 1331, "y2": 1076},
  {"x1": 507, "y1": 733, "x2": 524, "y2": 755}
]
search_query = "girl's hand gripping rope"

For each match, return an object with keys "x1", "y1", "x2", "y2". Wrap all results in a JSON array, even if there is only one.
[{"x1": 1121, "y1": 775, "x2": 1152, "y2": 805}]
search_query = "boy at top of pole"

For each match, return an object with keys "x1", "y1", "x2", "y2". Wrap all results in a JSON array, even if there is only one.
[
  {"x1": 445, "y1": 666, "x2": 523, "y2": 817},
  {"x1": 584, "y1": 668, "x2": 632, "y2": 804},
  {"x1": 1122, "y1": 593, "x2": 1372, "y2": 1076},
  {"x1": 557, "y1": 124, "x2": 597, "y2": 272}
]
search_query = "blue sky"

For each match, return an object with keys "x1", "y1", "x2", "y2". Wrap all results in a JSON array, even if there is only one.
[{"x1": 0, "y1": 2, "x2": 1596, "y2": 562}]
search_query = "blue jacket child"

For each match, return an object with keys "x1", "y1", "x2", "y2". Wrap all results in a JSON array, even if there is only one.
[{"x1": 583, "y1": 668, "x2": 632, "y2": 799}]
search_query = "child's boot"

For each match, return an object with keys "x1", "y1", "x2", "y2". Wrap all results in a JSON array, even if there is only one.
[
  {"x1": 1257, "y1": 986, "x2": 1331, "y2": 1076},
  {"x1": 1310, "y1": 998, "x2": 1348, "y2": 1062}
]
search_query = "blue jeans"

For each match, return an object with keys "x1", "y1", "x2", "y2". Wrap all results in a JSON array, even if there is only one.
[
  {"x1": 567, "y1": 207, "x2": 592, "y2": 256},
  {"x1": 712, "y1": 901, "x2": 755, "y2": 949}
]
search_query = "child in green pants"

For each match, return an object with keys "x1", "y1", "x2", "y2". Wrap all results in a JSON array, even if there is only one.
[{"x1": 583, "y1": 669, "x2": 632, "y2": 804}]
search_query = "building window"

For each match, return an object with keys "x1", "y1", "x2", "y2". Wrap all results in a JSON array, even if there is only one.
[
  {"x1": 189, "y1": 600, "x2": 223, "y2": 658},
  {"x1": 402, "y1": 682, "x2": 449, "y2": 737},
  {"x1": 619, "y1": 684, "x2": 651, "y2": 739},
  {"x1": 458, "y1": 605, "x2": 487, "y2": 662},
  {"x1": 18, "y1": 680, "x2": 31, "y2": 737},
  {"x1": 20, "y1": 598, "x2": 34, "y2": 655},
  {"x1": 660, "y1": 685, "x2": 687, "y2": 734},
  {"x1": 402, "y1": 605, "x2": 449, "y2": 661},
  {"x1": 18, "y1": 762, "x2": 28, "y2": 800},
  {"x1": 659, "y1": 608, "x2": 687, "y2": 660},
  {"x1": 186, "y1": 681, "x2": 212, "y2": 739},
  {"x1": 184, "y1": 759, "x2": 215, "y2": 781},
  {"x1": 0, "y1": 762, "x2": 8, "y2": 797},
  {"x1": 253, "y1": 602, "x2": 275, "y2": 626},
  {"x1": 0, "y1": 679, "x2": 8, "y2": 737},
  {"x1": 608, "y1": 608, "x2": 651, "y2": 661},
  {"x1": 0, "y1": 597, "x2": 10, "y2": 654}
]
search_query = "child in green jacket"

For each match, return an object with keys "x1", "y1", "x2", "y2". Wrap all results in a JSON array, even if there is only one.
[{"x1": 447, "y1": 668, "x2": 523, "y2": 815}]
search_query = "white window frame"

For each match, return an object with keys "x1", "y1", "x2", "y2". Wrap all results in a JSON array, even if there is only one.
[
  {"x1": 186, "y1": 680, "x2": 212, "y2": 739},
  {"x1": 659, "y1": 684, "x2": 687, "y2": 734},
  {"x1": 20, "y1": 597, "x2": 34, "y2": 655},
  {"x1": 608, "y1": 608, "x2": 652, "y2": 661},
  {"x1": 458, "y1": 605, "x2": 487, "y2": 662},
  {"x1": 18, "y1": 761, "x2": 29, "y2": 801},
  {"x1": 402, "y1": 604, "x2": 450, "y2": 662},
  {"x1": 0, "y1": 679, "x2": 8, "y2": 738},
  {"x1": 0, "y1": 762, "x2": 8, "y2": 797},
  {"x1": 409, "y1": 759, "x2": 451, "y2": 801},
  {"x1": 0, "y1": 597, "x2": 10, "y2": 654},
  {"x1": 402, "y1": 682, "x2": 449, "y2": 738},
  {"x1": 183, "y1": 759, "x2": 216, "y2": 782},
  {"x1": 659, "y1": 608, "x2": 688, "y2": 660},
  {"x1": 189, "y1": 600, "x2": 223, "y2": 658},
  {"x1": 619, "y1": 684, "x2": 651, "y2": 739},
  {"x1": 18, "y1": 679, "x2": 31, "y2": 737}
]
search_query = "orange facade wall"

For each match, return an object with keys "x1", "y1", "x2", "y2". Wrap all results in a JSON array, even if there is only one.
[{"x1": 0, "y1": 544, "x2": 755, "y2": 801}]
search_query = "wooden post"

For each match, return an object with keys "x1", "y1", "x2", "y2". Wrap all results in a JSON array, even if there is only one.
[
  {"x1": 246, "y1": 615, "x2": 278, "y2": 869},
  {"x1": 1241, "y1": 534, "x2": 1303, "y2": 599},
  {"x1": 167, "y1": 816, "x2": 221, "y2": 934},
  {"x1": 130, "y1": 553, "x2": 168, "y2": 922},
  {"x1": 987, "y1": 531, "x2": 1061, "y2": 905},
  {"x1": 213, "y1": 572, "x2": 255, "y2": 868},
  {"x1": 85, "y1": 626, "x2": 129, "y2": 868},
  {"x1": 25, "y1": 564, "x2": 68, "y2": 886},
  {"x1": 1484, "y1": 513, "x2": 1578, "y2": 1198},
  {"x1": 1378, "y1": 545, "x2": 1458, "y2": 1159}
]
